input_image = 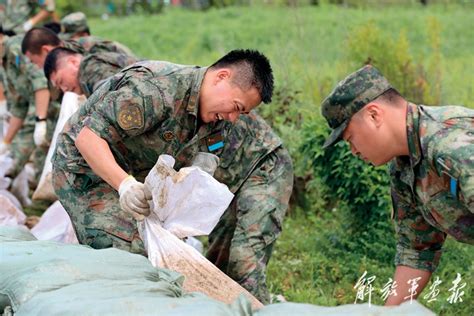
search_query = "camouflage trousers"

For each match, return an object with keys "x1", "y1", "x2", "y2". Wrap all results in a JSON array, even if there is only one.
[
  {"x1": 52, "y1": 146, "x2": 293, "y2": 304},
  {"x1": 206, "y1": 146, "x2": 293, "y2": 304}
]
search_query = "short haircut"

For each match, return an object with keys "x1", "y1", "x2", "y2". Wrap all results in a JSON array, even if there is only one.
[
  {"x1": 374, "y1": 88, "x2": 404, "y2": 105},
  {"x1": 21, "y1": 27, "x2": 61, "y2": 55},
  {"x1": 209, "y1": 49, "x2": 274, "y2": 104},
  {"x1": 44, "y1": 47, "x2": 80, "y2": 81}
]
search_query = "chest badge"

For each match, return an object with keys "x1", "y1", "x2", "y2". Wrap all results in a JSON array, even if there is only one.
[{"x1": 206, "y1": 131, "x2": 224, "y2": 152}]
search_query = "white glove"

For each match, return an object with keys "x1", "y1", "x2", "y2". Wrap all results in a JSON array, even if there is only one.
[
  {"x1": 23, "y1": 19, "x2": 34, "y2": 32},
  {"x1": 0, "y1": 141, "x2": 11, "y2": 155},
  {"x1": 118, "y1": 176, "x2": 152, "y2": 221},
  {"x1": 33, "y1": 120, "x2": 47, "y2": 146},
  {"x1": 0, "y1": 100, "x2": 7, "y2": 118}
]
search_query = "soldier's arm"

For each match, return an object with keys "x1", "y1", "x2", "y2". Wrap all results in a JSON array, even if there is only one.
[
  {"x1": 385, "y1": 266, "x2": 431, "y2": 305},
  {"x1": 75, "y1": 126, "x2": 128, "y2": 190},
  {"x1": 34, "y1": 88, "x2": 50, "y2": 119},
  {"x1": 388, "y1": 166, "x2": 447, "y2": 305},
  {"x1": 75, "y1": 70, "x2": 164, "y2": 187},
  {"x1": 27, "y1": 0, "x2": 56, "y2": 29},
  {"x1": 2, "y1": 116, "x2": 24, "y2": 144},
  {"x1": 433, "y1": 128, "x2": 474, "y2": 209}
]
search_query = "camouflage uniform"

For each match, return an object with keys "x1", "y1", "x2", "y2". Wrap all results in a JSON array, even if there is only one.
[
  {"x1": 78, "y1": 52, "x2": 138, "y2": 97},
  {"x1": 391, "y1": 103, "x2": 473, "y2": 271},
  {"x1": 59, "y1": 11, "x2": 88, "y2": 39},
  {"x1": 321, "y1": 65, "x2": 473, "y2": 274},
  {"x1": 52, "y1": 61, "x2": 293, "y2": 303},
  {"x1": 1, "y1": 0, "x2": 55, "y2": 35},
  {"x1": 3, "y1": 35, "x2": 58, "y2": 179}
]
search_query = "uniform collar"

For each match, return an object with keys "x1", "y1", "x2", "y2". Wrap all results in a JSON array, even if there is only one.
[
  {"x1": 185, "y1": 66, "x2": 207, "y2": 116},
  {"x1": 405, "y1": 102, "x2": 423, "y2": 168}
]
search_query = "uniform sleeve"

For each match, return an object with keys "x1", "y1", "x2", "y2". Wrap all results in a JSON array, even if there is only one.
[
  {"x1": 433, "y1": 128, "x2": 474, "y2": 209},
  {"x1": 8, "y1": 96, "x2": 29, "y2": 119},
  {"x1": 79, "y1": 55, "x2": 123, "y2": 97},
  {"x1": 390, "y1": 168, "x2": 446, "y2": 272},
  {"x1": 82, "y1": 71, "x2": 165, "y2": 144},
  {"x1": 25, "y1": 61, "x2": 48, "y2": 92}
]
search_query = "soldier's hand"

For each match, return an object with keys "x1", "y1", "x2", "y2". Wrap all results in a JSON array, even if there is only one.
[
  {"x1": 33, "y1": 121, "x2": 47, "y2": 146},
  {"x1": 0, "y1": 141, "x2": 11, "y2": 155},
  {"x1": 191, "y1": 152, "x2": 219, "y2": 176},
  {"x1": 118, "y1": 176, "x2": 152, "y2": 221},
  {"x1": 23, "y1": 19, "x2": 34, "y2": 32}
]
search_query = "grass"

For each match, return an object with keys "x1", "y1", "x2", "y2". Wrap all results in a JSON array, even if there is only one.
[{"x1": 52, "y1": 3, "x2": 473, "y2": 315}]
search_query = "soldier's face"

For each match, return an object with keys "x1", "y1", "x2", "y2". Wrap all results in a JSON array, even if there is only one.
[
  {"x1": 50, "y1": 57, "x2": 82, "y2": 95},
  {"x1": 199, "y1": 70, "x2": 261, "y2": 123},
  {"x1": 342, "y1": 106, "x2": 392, "y2": 166}
]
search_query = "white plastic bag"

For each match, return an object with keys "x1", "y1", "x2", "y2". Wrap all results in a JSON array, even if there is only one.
[
  {"x1": 140, "y1": 154, "x2": 263, "y2": 310},
  {"x1": 143, "y1": 155, "x2": 234, "y2": 239},
  {"x1": 0, "y1": 153, "x2": 13, "y2": 189},
  {"x1": 0, "y1": 189, "x2": 26, "y2": 226},
  {"x1": 10, "y1": 166, "x2": 32, "y2": 207},
  {"x1": 30, "y1": 200, "x2": 78, "y2": 244},
  {"x1": 33, "y1": 92, "x2": 81, "y2": 201}
]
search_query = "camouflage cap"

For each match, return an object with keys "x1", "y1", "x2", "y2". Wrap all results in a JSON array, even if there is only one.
[
  {"x1": 61, "y1": 12, "x2": 88, "y2": 38},
  {"x1": 321, "y1": 65, "x2": 392, "y2": 148}
]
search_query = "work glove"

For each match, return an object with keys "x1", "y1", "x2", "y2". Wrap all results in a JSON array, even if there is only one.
[
  {"x1": 0, "y1": 100, "x2": 7, "y2": 119},
  {"x1": 191, "y1": 152, "x2": 219, "y2": 176},
  {"x1": 0, "y1": 141, "x2": 11, "y2": 155},
  {"x1": 33, "y1": 121, "x2": 47, "y2": 146},
  {"x1": 23, "y1": 19, "x2": 34, "y2": 32},
  {"x1": 118, "y1": 176, "x2": 152, "y2": 221}
]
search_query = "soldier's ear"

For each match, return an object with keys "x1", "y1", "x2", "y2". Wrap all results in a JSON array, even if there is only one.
[
  {"x1": 214, "y1": 68, "x2": 231, "y2": 84},
  {"x1": 365, "y1": 103, "x2": 384, "y2": 127}
]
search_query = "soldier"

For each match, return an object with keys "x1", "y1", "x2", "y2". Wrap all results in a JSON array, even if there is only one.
[
  {"x1": 321, "y1": 65, "x2": 473, "y2": 305},
  {"x1": 43, "y1": 47, "x2": 138, "y2": 97},
  {"x1": 0, "y1": 34, "x2": 58, "y2": 182},
  {"x1": 21, "y1": 22, "x2": 136, "y2": 70},
  {"x1": 59, "y1": 11, "x2": 93, "y2": 40},
  {"x1": 0, "y1": 0, "x2": 56, "y2": 35},
  {"x1": 52, "y1": 50, "x2": 293, "y2": 303}
]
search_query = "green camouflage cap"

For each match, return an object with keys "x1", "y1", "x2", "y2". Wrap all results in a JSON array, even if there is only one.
[
  {"x1": 321, "y1": 65, "x2": 392, "y2": 148},
  {"x1": 61, "y1": 12, "x2": 88, "y2": 38}
]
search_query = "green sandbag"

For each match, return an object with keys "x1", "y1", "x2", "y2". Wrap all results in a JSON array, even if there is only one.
[{"x1": 0, "y1": 226, "x2": 252, "y2": 316}]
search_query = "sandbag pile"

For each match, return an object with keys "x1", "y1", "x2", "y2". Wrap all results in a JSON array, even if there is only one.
[{"x1": 0, "y1": 226, "x2": 435, "y2": 316}]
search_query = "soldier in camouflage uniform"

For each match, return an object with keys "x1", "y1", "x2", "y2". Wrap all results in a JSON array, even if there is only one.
[
  {"x1": 43, "y1": 47, "x2": 139, "y2": 97},
  {"x1": 22, "y1": 22, "x2": 136, "y2": 70},
  {"x1": 321, "y1": 65, "x2": 473, "y2": 305},
  {"x1": 0, "y1": 34, "x2": 58, "y2": 181},
  {"x1": 59, "y1": 11, "x2": 92, "y2": 40},
  {"x1": 0, "y1": 0, "x2": 56, "y2": 35},
  {"x1": 52, "y1": 50, "x2": 293, "y2": 303}
]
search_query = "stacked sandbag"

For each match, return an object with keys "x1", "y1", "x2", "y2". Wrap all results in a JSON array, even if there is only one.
[
  {"x1": 0, "y1": 226, "x2": 253, "y2": 316},
  {"x1": 0, "y1": 227, "x2": 435, "y2": 316},
  {"x1": 0, "y1": 154, "x2": 26, "y2": 227},
  {"x1": 30, "y1": 201, "x2": 78, "y2": 243}
]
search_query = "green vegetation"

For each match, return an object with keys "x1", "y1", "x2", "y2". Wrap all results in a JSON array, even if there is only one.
[{"x1": 80, "y1": 3, "x2": 472, "y2": 314}]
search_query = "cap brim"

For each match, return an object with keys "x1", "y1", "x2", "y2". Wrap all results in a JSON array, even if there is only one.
[{"x1": 323, "y1": 119, "x2": 349, "y2": 149}]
